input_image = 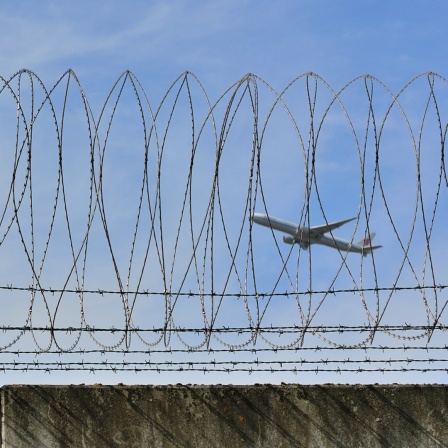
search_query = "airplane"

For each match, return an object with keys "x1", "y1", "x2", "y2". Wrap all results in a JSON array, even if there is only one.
[{"x1": 251, "y1": 213, "x2": 382, "y2": 256}]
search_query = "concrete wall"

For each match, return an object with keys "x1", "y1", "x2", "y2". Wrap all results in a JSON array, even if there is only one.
[{"x1": 1, "y1": 384, "x2": 447, "y2": 447}]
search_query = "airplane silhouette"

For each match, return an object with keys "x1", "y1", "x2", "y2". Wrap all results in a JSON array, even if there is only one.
[{"x1": 251, "y1": 213, "x2": 382, "y2": 256}]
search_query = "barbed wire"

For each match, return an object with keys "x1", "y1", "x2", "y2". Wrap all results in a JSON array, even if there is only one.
[
  {"x1": 0, "y1": 283, "x2": 447, "y2": 296},
  {"x1": 0, "y1": 70, "x2": 447, "y2": 375}
]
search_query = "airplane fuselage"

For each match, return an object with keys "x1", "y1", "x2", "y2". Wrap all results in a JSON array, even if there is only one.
[{"x1": 308, "y1": 232, "x2": 366, "y2": 253}]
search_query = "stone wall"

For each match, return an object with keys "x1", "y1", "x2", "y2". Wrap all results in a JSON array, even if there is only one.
[{"x1": 1, "y1": 384, "x2": 447, "y2": 447}]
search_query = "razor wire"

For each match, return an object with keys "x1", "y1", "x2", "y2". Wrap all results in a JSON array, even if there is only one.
[{"x1": 0, "y1": 69, "x2": 447, "y2": 375}]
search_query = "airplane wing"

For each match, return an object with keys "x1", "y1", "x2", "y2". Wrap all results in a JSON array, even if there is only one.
[{"x1": 309, "y1": 217, "x2": 355, "y2": 236}]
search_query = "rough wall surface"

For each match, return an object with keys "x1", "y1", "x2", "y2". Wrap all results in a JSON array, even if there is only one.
[{"x1": 1, "y1": 384, "x2": 447, "y2": 447}]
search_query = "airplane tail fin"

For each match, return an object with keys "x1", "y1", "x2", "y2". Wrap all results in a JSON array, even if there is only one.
[{"x1": 356, "y1": 232, "x2": 382, "y2": 256}]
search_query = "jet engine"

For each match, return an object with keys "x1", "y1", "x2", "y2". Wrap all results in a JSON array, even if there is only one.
[{"x1": 282, "y1": 235, "x2": 296, "y2": 244}]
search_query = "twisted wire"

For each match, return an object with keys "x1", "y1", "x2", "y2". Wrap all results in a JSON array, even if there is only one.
[{"x1": 0, "y1": 70, "x2": 447, "y2": 375}]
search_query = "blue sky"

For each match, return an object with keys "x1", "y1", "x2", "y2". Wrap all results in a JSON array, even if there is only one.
[
  {"x1": 2, "y1": 1, "x2": 447, "y2": 94},
  {"x1": 1, "y1": 0, "x2": 448, "y2": 386}
]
